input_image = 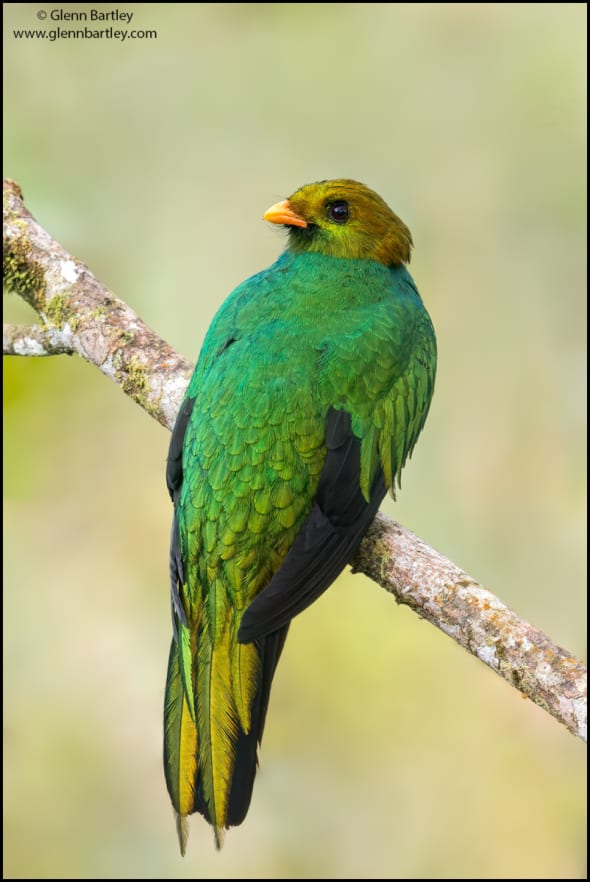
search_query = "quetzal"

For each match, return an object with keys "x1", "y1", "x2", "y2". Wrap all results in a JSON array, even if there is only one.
[{"x1": 164, "y1": 179, "x2": 437, "y2": 851}]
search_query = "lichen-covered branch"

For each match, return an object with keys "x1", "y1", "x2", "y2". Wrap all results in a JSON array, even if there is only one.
[
  {"x1": 3, "y1": 179, "x2": 192, "y2": 429},
  {"x1": 3, "y1": 179, "x2": 586, "y2": 743},
  {"x1": 3, "y1": 321, "x2": 75, "y2": 356},
  {"x1": 351, "y1": 515, "x2": 586, "y2": 740}
]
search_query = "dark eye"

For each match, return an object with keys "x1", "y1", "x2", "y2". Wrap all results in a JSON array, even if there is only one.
[{"x1": 326, "y1": 200, "x2": 350, "y2": 224}]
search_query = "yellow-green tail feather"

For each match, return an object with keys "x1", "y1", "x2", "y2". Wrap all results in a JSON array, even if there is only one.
[
  {"x1": 164, "y1": 618, "x2": 289, "y2": 851},
  {"x1": 163, "y1": 640, "x2": 198, "y2": 854}
]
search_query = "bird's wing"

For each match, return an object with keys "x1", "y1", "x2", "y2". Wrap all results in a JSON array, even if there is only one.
[
  {"x1": 237, "y1": 407, "x2": 386, "y2": 643},
  {"x1": 167, "y1": 394, "x2": 196, "y2": 634},
  {"x1": 237, "y1": 304, "x2": 436, "y2": 644}
]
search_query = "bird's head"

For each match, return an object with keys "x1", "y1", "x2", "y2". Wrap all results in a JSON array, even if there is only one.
[{"x1": 264, "y1": 179, "x2": 413, "y2": 267}]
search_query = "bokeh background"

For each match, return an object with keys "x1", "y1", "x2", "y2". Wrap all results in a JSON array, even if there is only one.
[{"x1": 3, "y1": 4, "x2": 586, "y2": 878}]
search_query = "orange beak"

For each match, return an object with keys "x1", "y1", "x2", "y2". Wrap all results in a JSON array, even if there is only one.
[{"x1": 263, "y1": 199, "x2": 308, "y2": 228}]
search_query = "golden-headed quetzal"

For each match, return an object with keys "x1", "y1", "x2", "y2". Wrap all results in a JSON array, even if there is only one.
[{"x1": 164, "y1": 179, "x2": 437, "y2": 851}]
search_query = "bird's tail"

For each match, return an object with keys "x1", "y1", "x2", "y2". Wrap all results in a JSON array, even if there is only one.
[{"x1": 163, "y1": 620, "x2": 288, "y2": 852}]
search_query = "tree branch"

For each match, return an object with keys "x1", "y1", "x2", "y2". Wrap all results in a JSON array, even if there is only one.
[
  {"x1": 351, "y1": 516, "x2": 586, "y2": 740},
  {"x1": 3, "y1": 179, "x2": 191, "y2": 429},
  {"x1": 3, "y1": 179, "x2": 586, "y2": 743},
  {"x1": 3, "y1": 321, "x2": 75, "y2": 356}
]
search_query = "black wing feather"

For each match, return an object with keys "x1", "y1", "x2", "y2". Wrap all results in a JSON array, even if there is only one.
[
  {"x1": 167, "y1": 395, "x2": 196, "y2": 502},
  {"x1": 238, "y1": 407, "x2": 386, "y2": 643},
  {"x1": 167, "y1": 396, "x2": 196, "y2": 635}
]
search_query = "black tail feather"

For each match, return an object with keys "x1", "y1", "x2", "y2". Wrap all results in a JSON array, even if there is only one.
[{"x1": 226, "y1": 626, "x2": 289, "y2": 825}]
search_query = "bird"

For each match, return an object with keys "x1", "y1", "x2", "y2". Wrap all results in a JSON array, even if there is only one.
[{"x1": 164, "y1": 178, "x2": 437, "y2": 852}]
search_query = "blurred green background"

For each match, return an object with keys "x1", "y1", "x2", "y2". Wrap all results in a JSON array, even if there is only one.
[{"x1": 3, "y1": 3, "x2": 586, "y2": 878}]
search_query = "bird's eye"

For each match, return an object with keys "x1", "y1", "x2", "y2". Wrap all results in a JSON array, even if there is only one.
[{"x1": 326, "y1": 200, "x2": 350, "y2": 224}]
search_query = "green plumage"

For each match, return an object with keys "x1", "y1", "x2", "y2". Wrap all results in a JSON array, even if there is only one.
[{"x1": 164, "y1": 179, "x2": 436, "y2": 851}]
